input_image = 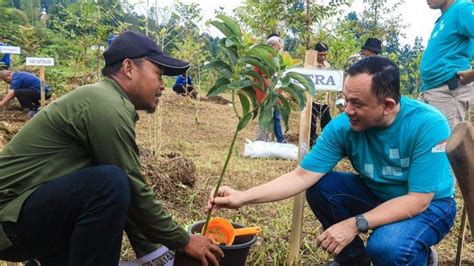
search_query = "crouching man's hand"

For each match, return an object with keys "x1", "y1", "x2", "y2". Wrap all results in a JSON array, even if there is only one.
[
  {"x1": 182, "y1": 234, "x2": 224, "y2": 265},
  {"x1": 316, "y1": 218, "x2": 359, "y2": 257}
]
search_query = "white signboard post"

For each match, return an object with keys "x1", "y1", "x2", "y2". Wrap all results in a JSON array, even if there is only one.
[
  {"x1": 0, "y1": 46, "x2": 21, "y2": 54},
  {"x1": 288, "y1": 67, "x2": 344, "y2": 92},
  {"x1": 26, "y1": 57, "x2": 55, "y2": 107},
  {"x1": 26, "y1": 57, "x2": 55, "y2": 66}
]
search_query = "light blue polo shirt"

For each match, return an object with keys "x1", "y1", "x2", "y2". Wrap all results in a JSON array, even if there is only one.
[
  {"x1": 301, "y1": 97, "x2": 454, "y2": 201},
  {"x1": 419, "y1": 0, "x2": 474, "y2": 92}
]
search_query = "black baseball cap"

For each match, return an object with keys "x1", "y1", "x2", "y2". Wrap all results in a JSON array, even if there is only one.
[
  {"x1": 103, "y1": 30, "x2": 190, "y2": 76},
  {"x1": 361, "y1": 38, "x2": 382, "y2": 54},
  {"x1": 315, "y1": 42, "x2": 329, "y2": 52}
]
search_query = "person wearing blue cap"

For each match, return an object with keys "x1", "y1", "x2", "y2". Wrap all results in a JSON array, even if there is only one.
[{"x1": 0, "y1": 31, "x2": 223, "y2": 265}]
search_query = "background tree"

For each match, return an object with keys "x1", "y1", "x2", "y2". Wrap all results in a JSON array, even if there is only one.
[{"x1": 234, "y1": 0, "x2": 349, "y2": 55}]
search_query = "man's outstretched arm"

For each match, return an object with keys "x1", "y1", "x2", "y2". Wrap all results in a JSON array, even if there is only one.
[
  {"x1": 0, "y1": 89, "x2": 14, "y2": 108},
  {"x1": 208, "y1": 167, "x2": 325, "y2": 210}
]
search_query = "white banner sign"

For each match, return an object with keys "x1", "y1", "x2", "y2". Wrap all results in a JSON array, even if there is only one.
[
  {"x1": 26, "y1": 57, "x2": 55, "y2": 66},
  {"x1": 0, "y1": 46, "x2": 21, "y2": 54},
  {"x1": 289, "y1": 68, "x2": 344, "y2": 92}
]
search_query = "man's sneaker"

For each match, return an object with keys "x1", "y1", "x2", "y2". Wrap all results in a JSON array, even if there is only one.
[
  {"x1": 428, "y1": 246, "x2": 438, "y2": 266},
  {"x1": 27, "y1": 110, "x2": 38, "y2": 118}
]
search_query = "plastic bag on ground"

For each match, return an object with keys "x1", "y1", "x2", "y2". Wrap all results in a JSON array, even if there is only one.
[{"x1": 243, "y1": 140, "x2": 298, "y2": 160}]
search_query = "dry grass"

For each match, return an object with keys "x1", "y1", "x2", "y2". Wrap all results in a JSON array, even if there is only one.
[{"x1": 0, "y1": 88, "x2": 473, "y2": 264}]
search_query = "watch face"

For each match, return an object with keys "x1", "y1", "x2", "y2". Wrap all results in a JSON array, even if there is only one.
[{"x1": 356, "y1": 216, "x2": 369, "y2": 233}]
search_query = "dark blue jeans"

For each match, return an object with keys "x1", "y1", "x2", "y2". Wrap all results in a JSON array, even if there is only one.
[
  {"x1": 273, "y1": 111, "x2": 285, "y2": 143},
  {"x1": 305, "y1": 172, "x2": 456, "y2": 266},
  {"x1": 14, "y1": 89, "x2": 51, "y2": 111},
  {"x1": 0, "y1": 165, "x2": 131, "y2": 265}
]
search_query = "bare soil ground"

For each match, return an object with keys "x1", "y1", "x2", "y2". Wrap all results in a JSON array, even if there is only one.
[{"x1": 0, "y1": 89, "x2": 473, "y2": 265}]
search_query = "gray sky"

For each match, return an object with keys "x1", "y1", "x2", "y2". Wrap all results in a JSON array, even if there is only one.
[{"x1": 130, "y1": 0, "x2": 441, "y2": 47}]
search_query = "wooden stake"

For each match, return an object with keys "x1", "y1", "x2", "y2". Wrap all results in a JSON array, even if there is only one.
[
  {"x1": 455, "y1": 208, "x2": 467, "y2": 266},
  {"x1": 446, "y1": 121, "x2": 474, "y2": 266},
  {"x1": 288, "y1": 50, "x2": 318, "y2": 265},
  {"x1": 446, "y1": 121, "x2": 474, "y2": 236},
  {"x1": 39, "y1": 66, "x2": 45, "y2": 108}
]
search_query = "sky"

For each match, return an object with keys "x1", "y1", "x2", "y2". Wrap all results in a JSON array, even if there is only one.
[{"x1": 129, "y1": 0, "x2": 441, "y2": 47}]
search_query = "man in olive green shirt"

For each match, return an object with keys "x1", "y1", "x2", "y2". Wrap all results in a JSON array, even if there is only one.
[{"x1": 0, "y1": 31, "x2": 223, "y2": 265}]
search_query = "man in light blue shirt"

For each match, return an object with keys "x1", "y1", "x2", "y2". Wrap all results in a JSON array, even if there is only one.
[
  {"x1": 208, "y1": 57, "x2": 456, "y2": 265},
  {"x1": 419, "y1": 0, "x2": 474, "y2": 129}
]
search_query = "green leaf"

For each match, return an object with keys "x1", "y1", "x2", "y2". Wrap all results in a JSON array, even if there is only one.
[
  {"x1": 280, "y1": 75, "x2": 291, "y2": 88},
  {"x1": 246, "y1": 46, "x2": 277, "y2": 73},
  {"x1": 207, "y1": 77, "x2": 230, "y2": 97},
  {"x1": 277, "y1": 95, "x2": 292, "y2": 133},
  {"x1": 286, "y1": 71, "x2": 316, "y2": 96},
  {"x1": 283, "y1": 83, "x2": 307, "y2": 110},
  {"x1": 243, "y1": 70, "x2": 265, "y2": 90},
  {"x1": 238, "y1": 91, "x2": 251, "y2": 115},
  {"x1": 241, "y1": 56, "x2": 271, "y2": 78},
  {"x1": 258, "y1": 105, "x2": 274, "y2": 131},
  {"x1": 207, "y1": 79, "x2": 254, "y2": 97},
  {"x1": 237, "y1": 112, "x2": 253, "y2": 131},
  {"x1": 225, "y1": 36, "x2": 239, "y2": 48},
  {"x1": 209, "y1": 20, "x2": 234, "y2": 38},
  {"x1": 252, "y1": 44, "x2": 278, "y2": 57},
  {"x1": 216, "y1": 14, "x2": 242, "y2": 41},
  {"x1": 258, "y1": 91, "x2": 278, "y2": 130},
  {"x1": 203, "y1": 60, "x2": 232, "y2": 78},
  {"x1": 218, "y1": 39, "x2": 238, "y2": 65},
  {"x1": 241, "y1": 87, "x2": 259, "y2": 119}
]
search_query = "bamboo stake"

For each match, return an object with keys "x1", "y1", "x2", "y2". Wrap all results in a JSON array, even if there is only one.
[{"x1": 288, "y1": 50, "x2": 318, "y2": 265}]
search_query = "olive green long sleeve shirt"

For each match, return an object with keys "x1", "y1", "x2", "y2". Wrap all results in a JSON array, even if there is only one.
[{"x1": 0, "y1": 78, "x2": 189, "y2": 254}]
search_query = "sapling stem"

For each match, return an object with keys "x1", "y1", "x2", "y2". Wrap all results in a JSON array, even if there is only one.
[{"x1": 202, "y1": 125, "x2": 240, "y2": 236}]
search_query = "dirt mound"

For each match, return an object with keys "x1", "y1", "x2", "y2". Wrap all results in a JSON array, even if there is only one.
[
  {"x1": 158, "y1": 154, "x2": 196, "y2": 187},
  {"x1": 142, "y1": 164, "x2": 176, "y2": 200},
  {"x1": 201, "y1": 95, "x2": 232, "y2": 105},
  {"x1": 140, "y1": 148, "x2": 197, "y2": 200}
]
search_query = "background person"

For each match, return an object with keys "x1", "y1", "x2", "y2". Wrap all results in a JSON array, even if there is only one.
[
  {"x1": 314, "y1": 41, "x2": 331, "y2": 69},
  {"x1": 346, "y1": 37, "x2": 383, "y2": 69},
  {"x1": 254, "y1": 33, "x2": 286, "y2": 143},
  {"x1": 172, "y1": 72, "x2": 196, "y2": 98},
  {"x1": 310, "y1": 41, "x2": 332, "y2": 147},
  {"x1": 0, "y1": 70, "x2": 53, "y2": 117},
  {"x1": 418, "y1": 0, "x2": 474, "y2": 129},
  {"x1": 0, "y1": 42, "x2": 11, "y2": 70}
]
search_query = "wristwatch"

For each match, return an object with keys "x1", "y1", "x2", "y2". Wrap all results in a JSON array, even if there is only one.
[{"x1": 355, "y1": 215, "x2": 369, "y2": 233}]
